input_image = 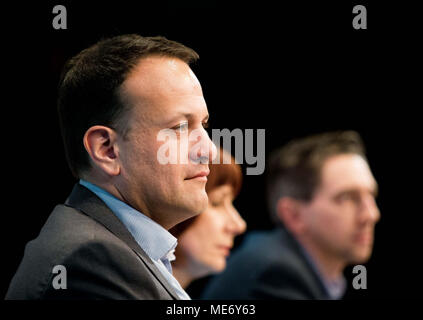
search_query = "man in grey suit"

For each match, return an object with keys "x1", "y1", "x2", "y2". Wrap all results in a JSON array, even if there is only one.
[
  {"x1": 202, "y1": 131, "x2": 380, "y2": 299},
  {"x1": 6, "y1": 34, "x2": 216, "y2": 299}
]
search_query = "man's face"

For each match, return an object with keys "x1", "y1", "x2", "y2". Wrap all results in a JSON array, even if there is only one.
[
  {"x1": 115, "y1": 56, "x2": 216, "y2": 229},
  {"x1": 300, "y1": 154, "x2": 380, "y2": 264}
]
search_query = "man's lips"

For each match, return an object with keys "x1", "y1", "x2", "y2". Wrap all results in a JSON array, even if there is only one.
[
  {"x1": 354, "y1": 232, "x2": 373, "y2": 245},
  {"x1": 185, "y1": 170, "x2": 210, "y2": 181}
]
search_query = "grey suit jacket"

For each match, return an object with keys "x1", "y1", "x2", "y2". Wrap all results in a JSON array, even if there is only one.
[{"x1": 5, "y1": 183, "x2": 180, "y2": 300}]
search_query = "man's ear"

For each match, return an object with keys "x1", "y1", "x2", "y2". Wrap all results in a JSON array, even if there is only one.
[
  {"x1": 83, "y1": 125, "x2": 120, "y2": 176},
  {"x1": 276, "y1": 197, "x2": 306, "y2": 236}
]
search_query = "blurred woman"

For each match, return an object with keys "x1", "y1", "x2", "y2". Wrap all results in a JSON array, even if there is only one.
[{"x1": 170, "y1": 148, "x2": 247, "y2": 289}]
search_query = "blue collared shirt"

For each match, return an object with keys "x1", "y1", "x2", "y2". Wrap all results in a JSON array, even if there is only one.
[
  {"x1": 79, "y1": 179, "x2": 190, "y2": 300},
  {"x1": 298, "y1": 245, "x2": 347, "y2": 300}
]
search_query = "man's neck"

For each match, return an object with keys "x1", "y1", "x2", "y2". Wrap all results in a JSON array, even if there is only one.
[
  {"x1": 80, "y1": 175, "x2": 154, "y2": 217},
  {"x1": 80, "y1": 175, "x2": 186, "y2": 230},
  {"x1": 297, "y1": 236, "x2": 346, "y2": 282},
  {"x1": 172, "y1": 265, "x2": 194, "y2": 289},
  {"x1": 80, "y1": 174, "x2": 122, "y2": 199}
]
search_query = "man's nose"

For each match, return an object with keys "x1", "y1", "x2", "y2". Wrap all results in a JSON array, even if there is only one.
[
  {"x1": 189, "y1": 127, "x2": 217, "y2": 164},
  {"x1": 359, "y1": 195, "x2": 380, "y2": 224}
]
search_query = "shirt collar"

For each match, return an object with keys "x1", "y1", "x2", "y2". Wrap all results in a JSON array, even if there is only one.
[
  {"x1": 298, "y1": 243, "x2": 347, "y2": 299},
  {"x1": 79, "y1": 179, "x2": 177, "y2": 262}
]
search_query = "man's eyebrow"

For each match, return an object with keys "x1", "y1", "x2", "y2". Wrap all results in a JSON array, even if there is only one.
[
  {"x1": 334, "y1": 184, "x2": 379, "y2": 197},
  {"x1": 163, "y1": 112, "x2": 209, "y2": 125},
  {"x1": 171, "y1": 112, "x2": 209, "y2": 121},
  {"x1": 334, "y1": 189, "x2": 358, "y2": 197}
]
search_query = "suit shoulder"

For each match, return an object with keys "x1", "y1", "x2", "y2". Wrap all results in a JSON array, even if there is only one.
[
  {"x1": 228, "y1": 230, "x2": 298, "y2": 269},
  {"x1": 202, "y1": 229, "x2": 317, "y2": 299},
  {"x1": 236, "y1": 229, "x2": 318, "y2": 280},
  {"x1": 6, "y1": 204, "x2": 143, "y2": 299}
]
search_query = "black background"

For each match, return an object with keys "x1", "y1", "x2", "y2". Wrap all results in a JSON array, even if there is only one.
[{"x1": 2, "y1": 0, "x2": 422, "y2": 300}]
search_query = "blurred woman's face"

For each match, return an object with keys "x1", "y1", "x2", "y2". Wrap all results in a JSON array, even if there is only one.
[{"x1": 177, "y1": 184, "x2": 247, "y2": 277}]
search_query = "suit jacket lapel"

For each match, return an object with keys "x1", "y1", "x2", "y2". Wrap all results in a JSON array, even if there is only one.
[
  {"x1": 277, "y1": 228, "x2": 330, "y2": 299},
  {"x1": 65, "y1": 183, "x2": 180, "y2": 300}
]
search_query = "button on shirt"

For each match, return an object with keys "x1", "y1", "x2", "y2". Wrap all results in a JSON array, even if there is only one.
[{"x1": 79, "y1": 180, "x2": 190, "y2": 300}]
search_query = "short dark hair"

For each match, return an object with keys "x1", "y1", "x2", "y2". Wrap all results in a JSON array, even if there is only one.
[
  {"x1": 266, "y1": 131, "x2": 366, "y2": 225},
  {"x1": 57, "y1": 34, "x2": 199, "y2": 178}
]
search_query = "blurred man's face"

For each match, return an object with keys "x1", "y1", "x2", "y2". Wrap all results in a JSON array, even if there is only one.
[
  {"x1": 301, "y1": 154, "x2": 380, "y2": 264},
  {"x1": 116, "y1": 56, "x2": 216, "y2": 229}
]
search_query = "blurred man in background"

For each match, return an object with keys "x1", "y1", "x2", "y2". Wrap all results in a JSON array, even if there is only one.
[{"x1": 202, "y1": 131, "x2": 380, "y2": 299}]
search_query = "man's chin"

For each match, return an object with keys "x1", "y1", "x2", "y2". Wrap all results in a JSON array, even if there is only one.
[
  {"x1": 350, "y1": 247, "x2": 373, "y2": 264},
  {"x1": 182, "y1": 192, "x2": 208, "y2": 216},
  {"x1": 194, "y1": 196, "x2": 208, "y2": 215}
]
